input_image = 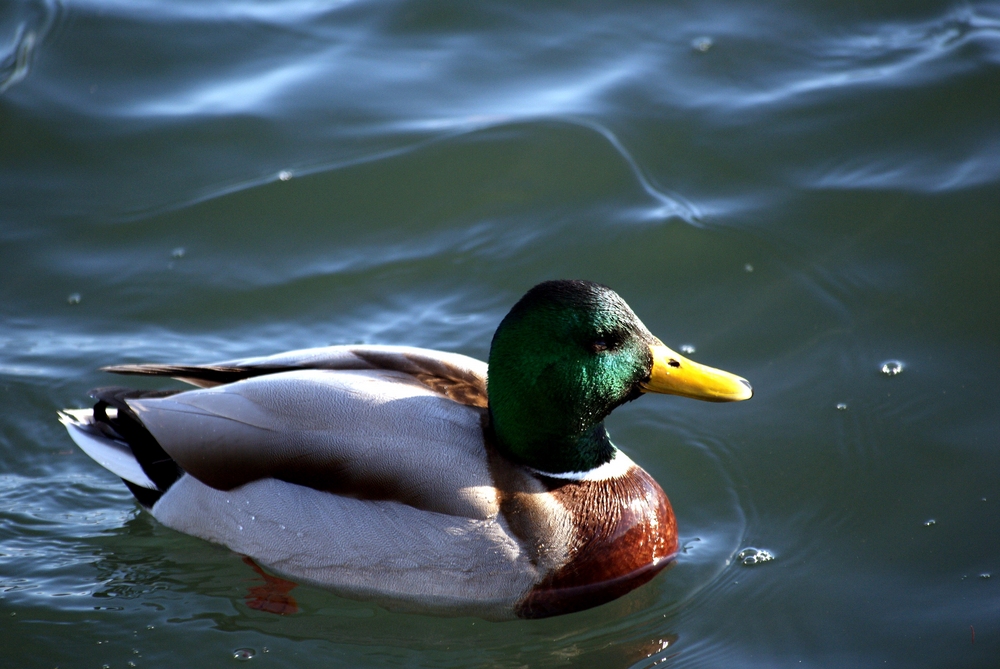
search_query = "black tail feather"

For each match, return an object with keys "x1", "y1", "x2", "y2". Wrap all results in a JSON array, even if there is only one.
[
  {"x1": 122, "y1": 479, "x2": 168, "y2": 510},
  {"x1": 90, "y1": 387, "x2": 185, "y2": 503}
]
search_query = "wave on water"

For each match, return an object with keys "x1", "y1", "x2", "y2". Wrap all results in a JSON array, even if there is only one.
[
  {"x1": 0, "y1": 0, "x2": 57, "y2": 93},
  {"x1": 712, "y1": 4, "x2": 1000, "y2": 109}
]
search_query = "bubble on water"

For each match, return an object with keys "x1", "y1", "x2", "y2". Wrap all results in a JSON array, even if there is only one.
[
  {"x1": 924, "y1": 519, "x2": 936, "y2": 527},
  {"x1": 880, "y1": 360, "x2": 904, "y2": 376},
  {"x1": 278, "y1": 170, "x2": 293, "y2": 181},
  {"x1": 836, "y1": 403, "x2": 848, "y2": 411},
  {"x1": 233, "y1": 648, "x2": 256, "y2": 661},
  {"x1": 171, "y1": 247, "x2": 186, "y2": 258},
  {"x1": 692, "y1": 36, "x2": 713, "y2": 52},
  {"x1": 744, "y1": 263, "x2": 754, "y2": 273},
  {"x1": 737, "y1": 547, "x2": 774, "y2": 566},
  {"x1": 680, "y1": 344, "x2": 696, "y2": 355},
  {"x1": 67, "y1": 293, "x2": 81, "y2": 305}
]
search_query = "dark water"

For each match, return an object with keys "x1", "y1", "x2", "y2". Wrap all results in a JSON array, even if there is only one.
[{"x1": 2, "y1": 0, "x2": 999, "y2": 666}]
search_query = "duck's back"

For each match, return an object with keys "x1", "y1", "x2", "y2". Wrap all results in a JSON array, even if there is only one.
[{"x1": 130, "y1": 366, "x2": 499, "y2": 519}]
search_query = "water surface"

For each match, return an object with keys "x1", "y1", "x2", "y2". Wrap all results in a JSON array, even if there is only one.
[{"x1": 2, "y1": 0, "x2": 999, "y2": 666}]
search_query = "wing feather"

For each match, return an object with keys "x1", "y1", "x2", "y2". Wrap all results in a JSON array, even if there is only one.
[
  {"x1": 126, "y1": 368, "x2": 498, "y2": 519},
  {"x1": 104, "y1": 345, "x2": 488, "y2": 408}
]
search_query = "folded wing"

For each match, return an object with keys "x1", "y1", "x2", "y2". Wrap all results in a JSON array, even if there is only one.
[{"x1": 109, "y1": 346, "x2": 495, "y2": 519}]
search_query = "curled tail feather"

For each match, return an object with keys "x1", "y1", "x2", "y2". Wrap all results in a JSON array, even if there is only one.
[{"x1": 60, "y1": 387, "x2": 184, "y2": 508}]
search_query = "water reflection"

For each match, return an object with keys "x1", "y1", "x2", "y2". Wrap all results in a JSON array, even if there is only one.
[
  {"x1": 72, "y1": 503, "x2": 716, "y2": 666},
  {"x1": 0, "y1": 0, "x2": 57, "y2": 94}
]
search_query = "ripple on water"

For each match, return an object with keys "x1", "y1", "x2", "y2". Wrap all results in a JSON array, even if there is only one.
[
  {"x1": 691, "y1": 36, "x2": 713, "y2": 53},
  {"x1": 880, "y1": 360, "x2": 904, "y2": 376},
  {"x1": 0, "y1": 0, "x2": 57, "y2": 94},
  {"x1": 736, "y1": 547, "x2": 775, "y2": 566},
  {"x1": 233, "y1": 648, "x2": 256, "y2": 661}
]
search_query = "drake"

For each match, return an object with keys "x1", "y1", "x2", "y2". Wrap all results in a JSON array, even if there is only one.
[{"x1": 59, "y1": 280, "x2": 751, "y2": 620}]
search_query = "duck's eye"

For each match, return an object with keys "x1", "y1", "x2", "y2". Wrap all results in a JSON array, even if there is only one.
[
  {"x1": 591, "y1": 339, "x2": 609, "y2": 353},
  {"x1": 668, "y1": 359, "x2": 681, "y2": 368}
]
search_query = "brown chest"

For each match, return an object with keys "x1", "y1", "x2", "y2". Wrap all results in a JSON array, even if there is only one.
[{"x1": 515, "y1": 466, "x2": 677, "y2": 618}]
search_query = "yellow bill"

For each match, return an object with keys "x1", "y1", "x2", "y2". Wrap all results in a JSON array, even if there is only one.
[{"x1": 641, "y1": 344, "x2": 753, "y2": 402}]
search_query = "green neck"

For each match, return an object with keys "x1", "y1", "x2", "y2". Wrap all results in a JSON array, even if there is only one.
[
  {"x1": 488, "y1": 398, "x2": 617, "y2": 475},
  {"x1": 486, "y1": 281, "x2": 653, "y2": 474}
]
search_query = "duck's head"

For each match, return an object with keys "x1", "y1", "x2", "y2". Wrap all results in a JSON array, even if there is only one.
[{"x1": 487, "y1": 280, "x2": 752, "y2": 475}]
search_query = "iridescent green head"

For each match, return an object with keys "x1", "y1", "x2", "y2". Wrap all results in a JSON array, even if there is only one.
[{"x1": 487, "y1": 280, "x2": 752, "y2": 474}]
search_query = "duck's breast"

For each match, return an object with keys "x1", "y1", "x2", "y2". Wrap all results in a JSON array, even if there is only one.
[{"x1": 515, "y1": 460, "x2": 677, "y2": 618}]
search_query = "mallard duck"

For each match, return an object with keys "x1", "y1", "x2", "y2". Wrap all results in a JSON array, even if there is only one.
[{"x1": 60, "y1": 280, "x2": 751, "y2": 620}]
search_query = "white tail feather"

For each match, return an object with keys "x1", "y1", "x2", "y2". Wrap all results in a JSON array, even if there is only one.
[{"x1": 59, "y1": 410, "x2": 158, "y2": 490}]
